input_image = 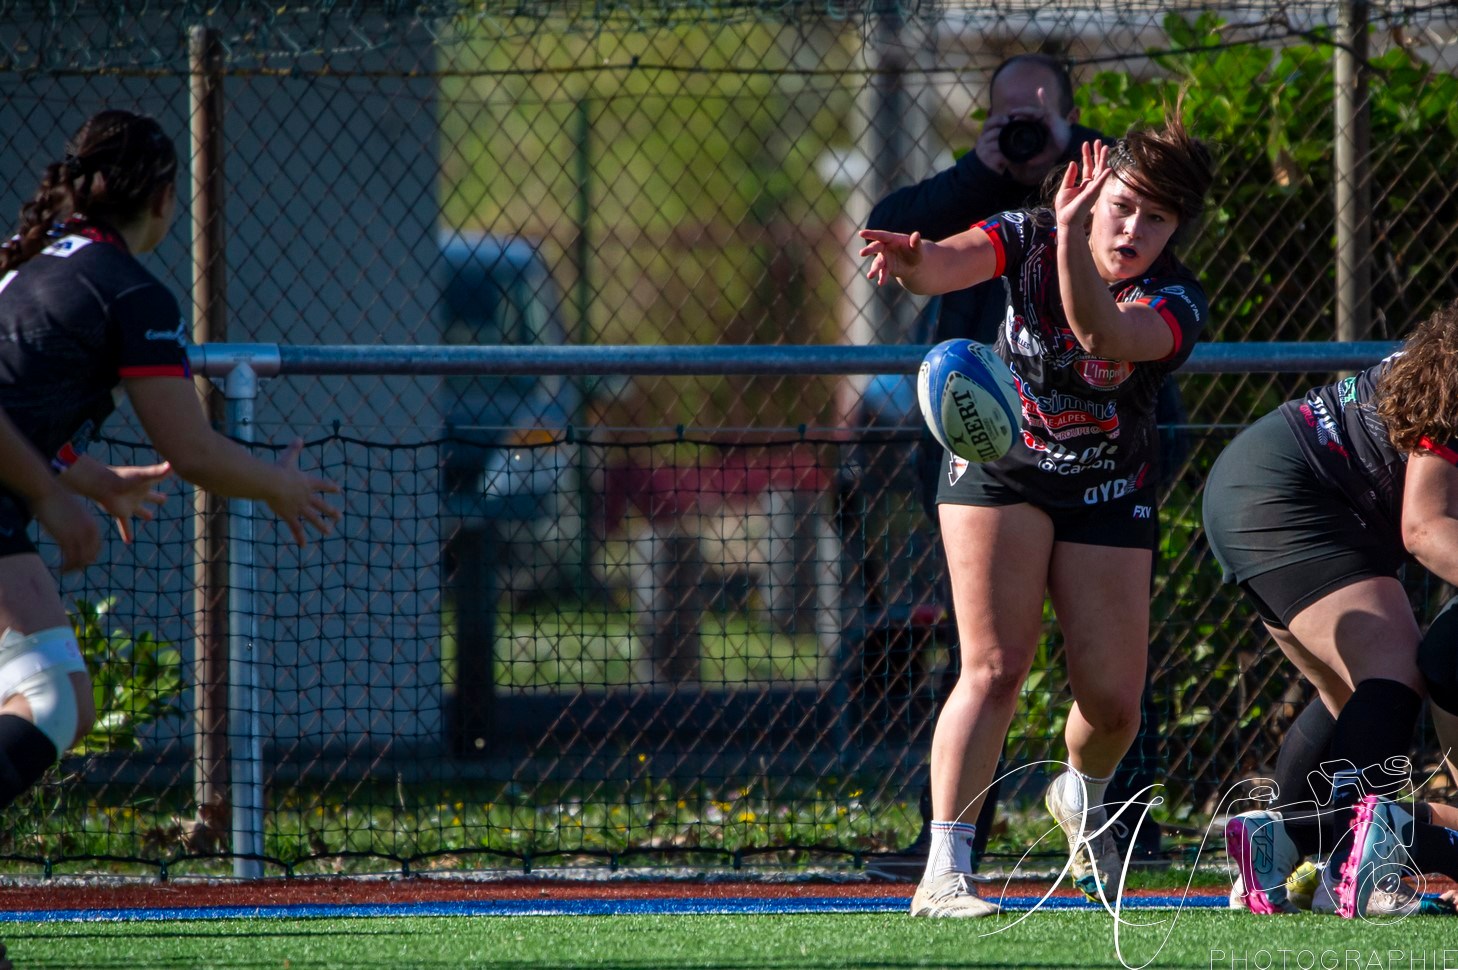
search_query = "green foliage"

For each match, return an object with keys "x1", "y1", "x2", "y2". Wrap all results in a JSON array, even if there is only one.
[
  {"x1": 71, "y1": 598, "x2": 184, "y2": 755},
  {"x1": 1078, "y1": 11, "x2": 1458, "y2": 371}
]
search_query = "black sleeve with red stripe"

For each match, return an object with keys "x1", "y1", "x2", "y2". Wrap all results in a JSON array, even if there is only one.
[
  {"x1": 968, "y1": 210, "x2": 1034, "y2": 280},
  {"x1": 114, "y1": 283, "x2": 191, "y2": 380},
  {"x1": 1128, "y1": 277, "x2": 1209, "y2": 366}
]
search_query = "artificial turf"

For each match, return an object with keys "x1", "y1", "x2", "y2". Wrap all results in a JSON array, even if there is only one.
[{"x1": 7, "y1": 909, "x2": 1457, "y2": 969}]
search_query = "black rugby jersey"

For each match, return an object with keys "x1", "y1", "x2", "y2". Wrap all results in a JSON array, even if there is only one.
[
  {"x1": 1279, "y1": 357, "x2": 1458, "y2": 545},
  {"x1": 0, "y1": 219, "x2": 190, "y2": 469},
  {"x1": 947, "y1": 209, "x2": 1207, "y2": 508}
]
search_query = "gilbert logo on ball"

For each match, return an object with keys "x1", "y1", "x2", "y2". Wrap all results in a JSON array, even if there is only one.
[{"x1": 917, "y1": 339, "x2": 1020, "y2": 463}]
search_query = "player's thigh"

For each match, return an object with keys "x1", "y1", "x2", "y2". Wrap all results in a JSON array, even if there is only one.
[
  {"x1": 1284, "y1": 576, "x2": 1422, "y2": 691},
  {"x1": 1048, "y1": 541, "x2": 1152, "y2": 705},
  {"x1": 938, "y1": 501, "x2": 1053, "y2": 671}
]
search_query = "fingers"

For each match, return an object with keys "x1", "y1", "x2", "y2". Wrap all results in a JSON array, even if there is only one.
[
  {"x1": 309, "y1": 475, "x2": 342, "y2": 496},
  {"x1": 278, "y1": 438, "x2": 305, "y2": 468},
  {"x1": 115, "y1": 514, "x2": 134, "y2": 545}
]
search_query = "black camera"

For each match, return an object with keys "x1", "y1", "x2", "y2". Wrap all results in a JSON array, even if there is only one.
[{"x1": 998, "y1": 117, "x2": 1048, "y2": 164}]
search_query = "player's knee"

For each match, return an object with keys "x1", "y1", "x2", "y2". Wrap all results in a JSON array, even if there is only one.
[
  {"x1": 0, "y1": 626, "x2": 88, "y2": 756},
  {"x1": 1078, "y1": 693, "x2": 1140, "y2": 737},
  {"x1": 957, "y1": 653, "x2": 1031, "y2": 704}
]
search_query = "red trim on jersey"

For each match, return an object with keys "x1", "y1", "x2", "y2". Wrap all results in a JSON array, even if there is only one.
[
  {"x1": 119, "y1": 364, "x2": 190, "y2": 379},
  {"x1": 52, "y1": 442, "x2": 80, "y2": 471},
  {"x1": 1418, "y1": 435, "x2": 1458, "y2": 465},
  {"x1": 1135, "y1": 295, "x2": 1183, "y2": 361},
  {"x1": 973, "y1": 223, "x2": 1006, "y2": 277}
]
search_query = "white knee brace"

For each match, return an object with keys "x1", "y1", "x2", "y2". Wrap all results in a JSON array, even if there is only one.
[{"x1": 0, "y1": 627, "x2": 86, "y2": 753}]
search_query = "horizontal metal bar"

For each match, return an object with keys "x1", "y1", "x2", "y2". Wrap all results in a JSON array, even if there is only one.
[{"x1": 186, "y1": 341, "x2": 1399, "y2": 378}]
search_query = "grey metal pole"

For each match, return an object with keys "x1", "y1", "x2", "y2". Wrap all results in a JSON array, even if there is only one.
[
  {"x1": 189, "y1": 23, "x2": 231, "y2": 844},
  {"x1": 225, "y1": 362, "x2": 263, "y2": 879},
  {"x1": 1334, "y1": 0, "x2": 1372, "y2": 341}
]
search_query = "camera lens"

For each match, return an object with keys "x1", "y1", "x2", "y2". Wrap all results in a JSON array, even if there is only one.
[{"x1": 998, "y1": 119, "x2": 1048, "y2": 164}]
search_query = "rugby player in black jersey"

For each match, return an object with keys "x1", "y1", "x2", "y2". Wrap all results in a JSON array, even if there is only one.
[
  {"x1": 1208, "y1": 305, "x2": 1458, "y2": 918},
  {"x1": 0, "y1": 110, "x2": 341, "y2": 833},
  {"x1": 859, "y1": 119, "x2": 1213, "y2": 917}
]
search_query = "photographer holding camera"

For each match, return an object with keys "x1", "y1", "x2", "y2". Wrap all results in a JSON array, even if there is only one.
[{"x1": 864, "y1": 53, "x2": 1173, "y2": 881}]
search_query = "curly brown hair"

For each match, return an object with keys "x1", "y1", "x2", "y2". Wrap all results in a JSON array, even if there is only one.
[
  {"x1": 1375, "y1": 301, "x2": 1458, "y2": 453},
  {"x1": 0, "y1": 110, "x2": 177, "y2": 273}
]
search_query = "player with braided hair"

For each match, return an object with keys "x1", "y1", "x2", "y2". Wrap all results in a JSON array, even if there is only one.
[{"x1": 0, "y1": 109, "x2": 342, "y2": 826}]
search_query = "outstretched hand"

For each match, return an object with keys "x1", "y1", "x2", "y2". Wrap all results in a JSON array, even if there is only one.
[
  {"x1": 857, "y1": 229, "x2": 923, "y2": 287},
  {"x1": 96, "y1": 462, "x2": 172, "y2": 544},
  {"x1": 30, "y1": 489, "x2": 100, "y2": 572},
  {"x1": 267, "y1": 439, "x2": 342, "y2": 547},
  {"x1": 1053, "y1": 140, "x2": 1112, "y2": 233}
]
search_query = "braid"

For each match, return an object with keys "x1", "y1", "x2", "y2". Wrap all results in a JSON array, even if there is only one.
[
  {"x1": 0, "y1": 109, "x2": 177, "y2": 273},
  {"x1": 0, "y1": 161, "x2": 76, "y2": 274}
]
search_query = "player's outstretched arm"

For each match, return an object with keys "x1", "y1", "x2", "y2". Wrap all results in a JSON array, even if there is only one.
[
  {"x1": 123, "y1": 376, "x2": 342, "y2": 546},
  {"x1": 0, "y1": 407, "x2": 99, "y2": 571}
]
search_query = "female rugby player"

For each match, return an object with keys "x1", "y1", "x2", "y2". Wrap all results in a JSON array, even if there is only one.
[{"x1": 859, "y1": 118, "x2": 1213, "y2": 917}]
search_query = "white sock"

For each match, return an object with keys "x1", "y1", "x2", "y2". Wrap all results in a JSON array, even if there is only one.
[
  {"x1": 925, "y1": 820, "x2": 977, "y2": 879},
  {"x1": 1073, "y1": 767, "x2": 1116, "y2": 808}
]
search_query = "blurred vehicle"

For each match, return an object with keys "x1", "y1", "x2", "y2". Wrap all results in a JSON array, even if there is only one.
[{"x1": 438, "y1": 231, "x2": 583, "y2": 598}]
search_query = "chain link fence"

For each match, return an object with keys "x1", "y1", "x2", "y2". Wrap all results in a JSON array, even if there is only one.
[{"x1": 1, "y1": 1, "x2": 1457, "y2": 874}]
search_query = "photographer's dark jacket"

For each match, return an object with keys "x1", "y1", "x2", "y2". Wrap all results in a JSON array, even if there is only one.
[{"x1": 867, "y1": 122, "x2": 1106, "y2": 347}]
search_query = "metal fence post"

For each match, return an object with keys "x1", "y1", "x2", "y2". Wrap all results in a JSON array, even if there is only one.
[
  {"x1": 225, "y1": 361, "x2": 263, "y2": 879},
  {"x1": 1334, "y1": 0, "x2": 1371, "y2": 342},
  {"x1": 189, "y1": 23, "x2": 231, "y2": 844}
]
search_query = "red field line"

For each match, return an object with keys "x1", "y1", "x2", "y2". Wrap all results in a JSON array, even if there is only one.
[{"x1": 0, "y1": 877, "x2": 1127, "y2": 912}]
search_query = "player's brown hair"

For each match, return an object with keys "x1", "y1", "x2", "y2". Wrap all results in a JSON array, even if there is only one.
[
  {"x1": 0, "y1": 110, "x2": 178, "y2": 272},
  {"x1": 1107, "y1": 100, "x2": 1214, "y2": 246},
  {"x1": 1376, "y1": 301, "x2": 1458, "y2": 453}
]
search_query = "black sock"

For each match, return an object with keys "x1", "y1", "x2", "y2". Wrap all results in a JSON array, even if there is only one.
[
  {"x1": 0, "y1": 714, "x2": 58, "y2": 811},
  {"x1": 1273, "y1": 697, "x2": 1336, "y2": 857},
  {"x1": 1324, "y1": 679, "x2": 1422, "y2": 863},
  {"x1": 1411, "y1": 818, "x2": 1458, "y2": 881}
]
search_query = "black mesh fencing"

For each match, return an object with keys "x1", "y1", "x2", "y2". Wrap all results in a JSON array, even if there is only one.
[{"x1": 1, "y1": 1, "x2": 1457, "y2": 873}]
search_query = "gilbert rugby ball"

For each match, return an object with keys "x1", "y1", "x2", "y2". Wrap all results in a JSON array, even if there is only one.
[{"x1": 917, "y1": 339, "x2": 1021, "y2": 463}]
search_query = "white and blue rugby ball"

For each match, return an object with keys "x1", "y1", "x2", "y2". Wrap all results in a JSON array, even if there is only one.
[{"x1": 917, "y1": 339, "x2": 1021, "y2": 463}]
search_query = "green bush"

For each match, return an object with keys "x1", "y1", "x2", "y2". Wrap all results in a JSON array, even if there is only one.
[{"x1": 72, "y1": 597, "x2": 184, "y2": 754}]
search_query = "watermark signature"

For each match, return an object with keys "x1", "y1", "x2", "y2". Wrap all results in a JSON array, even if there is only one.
[
  {"x1": 1209, "y1": 949, "x2": 1458, "y2": 969},
  {"x1": 956, "y1": 754, "x2": 1454, "y2": 970}
]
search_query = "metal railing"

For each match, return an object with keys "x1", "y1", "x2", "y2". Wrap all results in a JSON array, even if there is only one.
[{"x1": 189, "y1": 340, "x2": 1396, "y2": 877}]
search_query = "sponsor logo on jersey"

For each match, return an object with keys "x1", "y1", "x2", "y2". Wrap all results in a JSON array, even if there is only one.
[
  {"x1": 145, "y1": 320, "x2": 188, "y2": 346},
  {"x1": 40, "y1": 235, "x2": 93, "y2": 258},
  {"x1": 1076, "y1": 357, "x2": 1133, "y2": 389},
  {"x1": 1301, "y1": 399, "x2": 1348, "y2": 457},
  {"x1": 1338, "y1": 376, "x2": 1358, "y2": 407},
  {"x1": 1033, "y1": 438, "x2": 1120, "y2": 476},
  {"x1": 1017, "y1": 378, "x2": 1121, "y2": 441},
  {"x1": 1082, "y1": 464, "x2": 1149, "y2": 505},
  {"x1": 1006, "y1": 308, "x2": 1043, "y2": 357},
  {"x1": 1133, "y1": 505, "x2": 1152, "y2": 519}
]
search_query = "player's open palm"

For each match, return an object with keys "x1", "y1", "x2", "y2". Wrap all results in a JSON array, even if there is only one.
[
  {"x1": 95, "y1": 462, "x2": 172, "y2": 544},
  {"x1": 267, "y1": 439, "x2": 342, "y2": 546}
]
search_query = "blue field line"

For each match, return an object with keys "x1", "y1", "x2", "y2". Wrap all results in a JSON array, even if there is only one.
[{"x1": 0, "y1": 893, "x2": 1226, "y2": 923}]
